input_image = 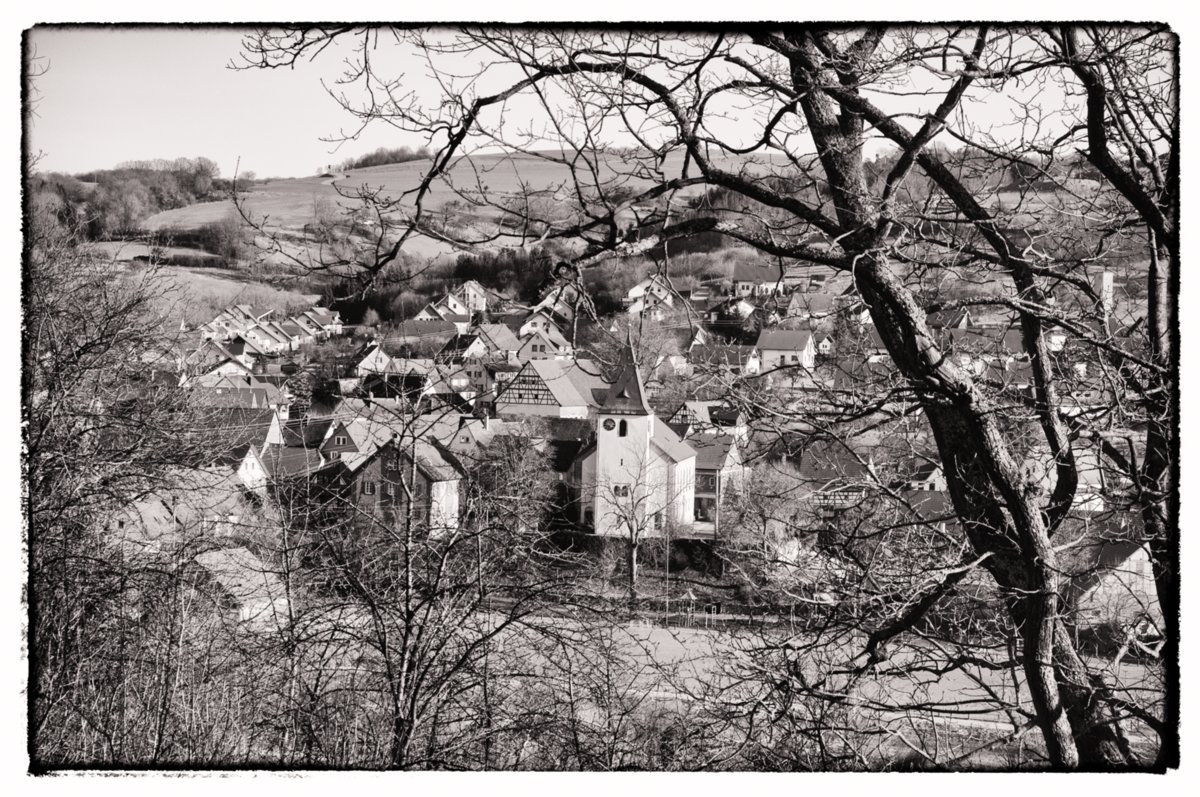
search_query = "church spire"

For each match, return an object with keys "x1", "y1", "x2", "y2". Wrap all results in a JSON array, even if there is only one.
[{"x1": 601, "y1": 343, "x2": 652, "y2": 416}]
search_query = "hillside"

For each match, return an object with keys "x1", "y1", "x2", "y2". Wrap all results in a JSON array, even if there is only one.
[{"x1": 139, "y1": 149, "x2": 787, "y2": 245}]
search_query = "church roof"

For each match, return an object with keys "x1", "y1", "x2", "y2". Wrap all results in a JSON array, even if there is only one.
[
  {"x1": 600, "y1": 348, "x2": 652, "y2": 416},
  {"x1": 650, "y1": 420, "x2": 697, "y2": 464}
]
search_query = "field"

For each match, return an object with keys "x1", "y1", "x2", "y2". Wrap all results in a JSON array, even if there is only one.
[
  {"x1": 119, "y1": 260, "x2": 321, "y2": 329},
  {"x1": 140, "y1": 150, "x2": 787, "y2": 259}
]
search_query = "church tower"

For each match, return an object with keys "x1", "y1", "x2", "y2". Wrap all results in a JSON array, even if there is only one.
[{"x1": 592, "y1": 346, "x2": 654, "y2": 536}]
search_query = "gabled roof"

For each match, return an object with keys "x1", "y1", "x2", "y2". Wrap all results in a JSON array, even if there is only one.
[
  {"x1": 926, "y1": 307, "x2": 972, "y2": 329},
  {"x1": 438, "y1": 333, "x2": 484, "y2": 358},
  {"x1": 732, "y1": 261, "x2": 786, "y2": 284},
  {"x1": 320, "y1": 404, "x2": 463, "y2": 482},
  {"x1": 256, "y1": 443, "x2": 324, "y2": 478},
  {"x1": 225, "y1": 335, "x2": 263, "y2": 357},
  {"x1": 756, "y1": 329, "x2": 815, "y2": 351},
  {"x1": 292, "y1": 314, "x2": 324, "y2": 335},
  {"x1": 306, "y1": 307, "x2": 339, "y2": 325},
  {"x1": 507, "y1": 358, "x2": 611, "y2": 408},
  {"x1": 599, "y1": 348, "x2": 652, "y2": 416},
  {"x1": 475, "y1": 323, "x2": 521, "y2": 352},
  {"x1": 649, "y1": 418, "x2": 696, "y2": 464},
  {"x1": 196, "y1": 407, "x2": 279, "y2": 465},
  {"x1": 671, "y1": 400, "x2": 744, "y2": 428},
  {"x1": 690, "y1": 434, "x2": 737, "y2": 471},
  {"x1": 279, "y1": 416, "x2": 334, "y2": 447}
]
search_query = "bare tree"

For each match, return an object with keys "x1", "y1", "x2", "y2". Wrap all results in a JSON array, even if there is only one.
[{"x1": 237, "y1": 25, "x2": 1176, "y2": 769}]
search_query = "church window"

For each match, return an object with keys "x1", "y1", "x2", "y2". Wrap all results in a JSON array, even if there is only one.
[{"x1": 619, "y1": 420, "x2": 628, "y2": 437}]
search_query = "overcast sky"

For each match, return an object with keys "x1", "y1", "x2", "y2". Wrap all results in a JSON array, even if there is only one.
[{"x1": 27, "y1": 26, "x2": 433, "y2": 178}]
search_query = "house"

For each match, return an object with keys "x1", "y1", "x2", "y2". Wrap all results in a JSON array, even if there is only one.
[
  {"x1": 517, "y1": 324, "x2": 574, "y2": 362},
  {"x1": 926, "y1": 307, "x2": 974, "y2": 329},
  {"x1": 199, "y1": 305, "x2": 273, "y2": 341},
  {"x1": 197, "y1": 407, "x2": 281, "y2": 469},
  {"x1": 625, "y1": 274, "x2": 675, "y2": 316},
  {"x1": 756, "y1": 329, "x2": 816, "y2": 371},
  {"x1": 473, "y1": 323, "x2": 522, "y2": 358},
  {"x1": 626, "y1": 291, "x2": 673, "y2": 319},
  {"x1": 494, "y1": 358, "x2": 611, "y2": 419},
  {"x1": 244, "y1": 322, "x2": 293, "y2": 355},
  {"x1": 192, "y1": 546, "x2": 290, "y2": 631},
  {"x1": 532, "y1": 284, "x2": 579, "y2": 324},
  {"x1": 688, "y1": 344, "x2": 762, "y2": 377},
  {"x1": 316, "y1": 406, "x2": 465, "y2": 533},
  {"x1": 436, "y1": 333, "x2": 495, "y2": 364},
  {"x1": 433, "y1": 292, "x2": 470, "y2": 318},
  {"x1": 110, "y1": 467, "x2": 251, "y2": 555},
  {"x1": 732, "y1": 261, "x2": 788, "y2": 296},
  {"x1": 414, "y1": 302, "x2": 449, "y2": 322},
  {"x1": 354, "y1": 341, "x2": 393, "y2": 376},
  {"x1": 667, "y1": 400, "x2": 750, "y2": 446},
  {"x1": 519, "y1": 308, "x2": 568, "y2": 339},
  {"x1": 790, "y1": 438, "x2": 877, "y2": 509},
  {"x1": 889, "y1": 455, "x2": 947, "y2": 492},
  {"x1": 291, "y1": 313, "x2": 325, "y2": 341},
  {"x1": 706, "y1": 296, "x2": 758, "y2": 323},
  {"x1": 690, "y1": 435, "x2": 747, "y2": 536},
  {"x1": 188, "y1": 375, "x2": 289, "y2": 416},
  {"x1": 573, "y1": 350, "x2": 696, "y2": 538},
  {"x1": 303, "y1": 307, "x2": 344, "y2": 338},
  {"x1": 453, "y1": 280, "x2": 490, "y2": 314},
  {"x1": 186, "y1": 339, "x2": 257, "y2": 378},
  {"x1": 277, "y1": 318, "x2": 315, "y2": 348},
  {"x1": 389, "y1": 319, "x2": 459, "y2": 347}
]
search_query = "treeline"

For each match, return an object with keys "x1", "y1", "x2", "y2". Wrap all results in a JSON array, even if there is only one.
[
  {"x1": 334, "y1": 145, "x2": 432, "y2": 172},
  {"x1": 29, "y1": 157, "x2": 256, "y2": 241}
]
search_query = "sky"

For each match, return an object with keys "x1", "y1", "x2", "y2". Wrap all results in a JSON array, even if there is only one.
[
  {"x1": 27, "y1": 26, "x2": 433, "y2": 179},
  {"x1": 25, "y1": 25, "x2": 1091, "y2": 181}
]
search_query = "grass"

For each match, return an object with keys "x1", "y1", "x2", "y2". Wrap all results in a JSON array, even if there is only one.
[
  {"x1": 129, "y1": 262, "x2": 320, "y2": 329},
  {"x1": 140, "y1": 150, "x2": 789, "y2": 260}
]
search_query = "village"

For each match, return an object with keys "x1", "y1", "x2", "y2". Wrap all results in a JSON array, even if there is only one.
[{"x1": 108, "y1": 259, "x2": 1157, "y2": 643}]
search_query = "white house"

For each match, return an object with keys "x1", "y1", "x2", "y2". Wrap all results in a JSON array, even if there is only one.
[
  {"x1": 519, "y1": 309, "x2": 567, "y2": 339},
  {"x1": 517, "y1": 325, "x2": 574, "y2": 362},
  {"x1": 756, "y1": 329, "x2": 816, "y2": 371}
]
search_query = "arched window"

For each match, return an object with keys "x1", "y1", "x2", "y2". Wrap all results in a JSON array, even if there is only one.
[{"x1": 618, "y1": 420, "x2": 628, "y2": 437}]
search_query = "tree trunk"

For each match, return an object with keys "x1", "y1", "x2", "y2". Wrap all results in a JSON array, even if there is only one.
[{"x1": 628, "y1": 539, "x2": 639, "y2": 609}]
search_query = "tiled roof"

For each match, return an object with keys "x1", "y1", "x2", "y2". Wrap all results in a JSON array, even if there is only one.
[
  {"x1": 756, "y1": 329, "x2": 814, "y2": 351},
  {"x1": 690, "y1": 434, "x2": 736, "y2": 470},
  {"x1": 600, "y1": 347, "x2": 652, "y2": 416},
  {"x1": 650, "y1": 418, "x2": 696, "y2": 464},
  {"x1": 523, "y1": 358, "x2": 611, "y2": 408}
]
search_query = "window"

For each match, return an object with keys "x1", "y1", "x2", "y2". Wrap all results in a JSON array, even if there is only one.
[
  {"x1": 618, "y1": 420, "x2": 628, "y2": 437},
  {"x1": 791, "y1": 355, "x2": 799, "y2": 363},
  {"x1": 363, "y1": 481, "x2": 376, "y2": 496},
  {"x1": 614, "y1": 484, "x2": 630, "y2": 498},
  {"x1": 386, "y1": 484, "x2": 396, "y2": 497},
  {"x1": 335, "y1": 435, "x2": 347, "y2": 446},
  {"x1": 329, "y1": 451, "x2": 340, "y2": 460}
]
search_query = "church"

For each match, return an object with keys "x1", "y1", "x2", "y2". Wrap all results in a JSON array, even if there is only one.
[{"x1": 573, "y1": 350, "x2": 697, "y2": 538}]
